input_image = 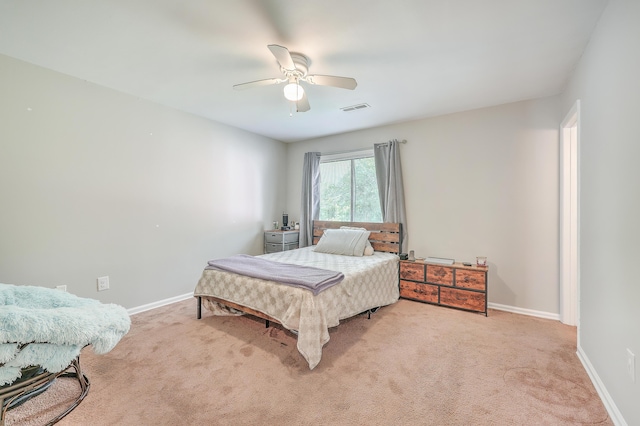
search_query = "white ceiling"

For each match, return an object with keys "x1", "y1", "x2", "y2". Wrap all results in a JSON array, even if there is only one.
[{"x1": 0, "y1": 0, "x2": 608, "y2": 142}]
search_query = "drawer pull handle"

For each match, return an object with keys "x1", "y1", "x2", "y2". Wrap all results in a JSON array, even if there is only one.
[{"x1": 434, "y1": 269, "x2": 446, "y2": 277}]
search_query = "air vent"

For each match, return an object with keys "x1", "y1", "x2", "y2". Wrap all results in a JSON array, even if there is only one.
[{"x1": 340, "y1": 103, "x2": 370, "y2": 112}]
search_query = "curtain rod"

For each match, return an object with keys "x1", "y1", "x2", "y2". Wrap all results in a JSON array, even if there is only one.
[{"x1": 321, "y1": 139, "x2": 407, "y2": 156}]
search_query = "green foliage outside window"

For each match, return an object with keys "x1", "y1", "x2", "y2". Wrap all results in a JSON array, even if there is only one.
[{"x1": 319, "y1": 157, "x2": 382, "y2": 222}]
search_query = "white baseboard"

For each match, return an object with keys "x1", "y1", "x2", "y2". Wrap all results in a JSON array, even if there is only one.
[
  {"x1": 129, "y1": 298, "x2": 559, "y2": 320},
  {"x1": 127, "y1": 292, "x2": 193, "y2": 316},
  {"x1": 577, "y1": 345, "x2": 627, "y2": 426},
  {"x1": 488, "y1": 302, "x2": 561, "y2": 321}
]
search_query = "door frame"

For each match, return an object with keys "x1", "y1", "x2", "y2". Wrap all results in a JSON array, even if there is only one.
[{"x1": 559, "y1": 100, "x2": 580, "y2": 328}]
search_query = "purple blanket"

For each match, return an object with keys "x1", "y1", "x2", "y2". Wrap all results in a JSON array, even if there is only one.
[{"x1": 205, "y1": 254, "x2": 344, "y2": 295}]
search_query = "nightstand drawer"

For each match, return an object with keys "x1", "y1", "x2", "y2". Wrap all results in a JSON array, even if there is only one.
[
  {"x1": 265, "y1": 242, "x2": 298, "y2": 253},
  {"x1": 265, "y1": 232, "x2": 299, "y2": 244}
]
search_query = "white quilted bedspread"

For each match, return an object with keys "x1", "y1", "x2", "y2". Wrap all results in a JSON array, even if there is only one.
[{"x1": 193, "y1": 246, "x2": 399, "y2": 369}]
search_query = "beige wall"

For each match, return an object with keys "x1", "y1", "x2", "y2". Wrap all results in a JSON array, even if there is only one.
[
  {"x1": 561, "y1": 0, "x2": 640, "y2": 423},
  {"x1": 0, "y1": 54, "x2": 286, "y2": 308},
  {"x1": 286, "y1": 96, "x2": 561, "y2": 315}
]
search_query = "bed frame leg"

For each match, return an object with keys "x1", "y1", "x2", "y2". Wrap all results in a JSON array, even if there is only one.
[
  {"x1": 265, "y1": 320, "x2": 270, "y2": 328},
  {"x1": 197, "y1": 297, "x2": 202, "y2": 319},
  {"x1": 367, "y1": 307, "x2": 380, "y2": 320}
]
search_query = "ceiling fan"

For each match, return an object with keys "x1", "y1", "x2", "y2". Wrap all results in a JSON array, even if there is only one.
[{"x1": 233, "y1": 44, "x2": 357, "y2": 112}]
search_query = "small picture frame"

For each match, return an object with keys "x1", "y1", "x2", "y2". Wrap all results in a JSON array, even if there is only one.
[{"x1": 476, "y1": 256, "x2": 487, "y2": 267}]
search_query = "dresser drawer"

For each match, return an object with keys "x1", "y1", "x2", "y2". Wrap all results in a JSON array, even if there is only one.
[
  {"x1": 400, "y1": 262, "x2": 425, "y2": 282},
  {"x1": 400, "y1": 280, "x2": 438, "y2": 303},
  {"x1": 265, "y1": 232, "x2": 299, "y2": 244},
  {"x1": 426, "y1": 265, "x2": 454, "y2": 286},
  {"x1": 440, "y1": 287, "x2": 486, "y2": 312},
  {"x1": 455, "y1": 269, "x2": 486, "y2": 291}
]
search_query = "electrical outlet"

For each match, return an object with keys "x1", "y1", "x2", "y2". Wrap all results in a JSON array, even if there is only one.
[
  {"x1": 627, "y1": 348, "x2": 636, "y2": 383},
  {"x1": 56, "y1": 285, "x2": 67, "y2": 292},
  {"x1": 97, "y1": 276, "x2": 110, "y2": 291}
]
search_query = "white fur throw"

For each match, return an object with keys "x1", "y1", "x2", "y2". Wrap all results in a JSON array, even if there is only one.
[{"x1": 0, "y1": 283, "x2": 131, "y2": 385}]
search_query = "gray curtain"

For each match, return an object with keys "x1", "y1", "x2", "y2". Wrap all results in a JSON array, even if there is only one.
[
  {"x1": 299, "y1": 152, "x2": 321, "y2": 247},
  {"x1": 374, "y1": 140, "x2": 408, "y2": 252}
]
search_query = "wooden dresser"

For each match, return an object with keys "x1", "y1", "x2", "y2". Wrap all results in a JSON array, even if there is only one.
[{"x1": 399, "y1": 260, "x2": 488, "y2": 316}]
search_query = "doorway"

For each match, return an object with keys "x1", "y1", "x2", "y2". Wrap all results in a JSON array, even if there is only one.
[{"x1": 560, "y1": 100, "x2": 580, "y2": 327}]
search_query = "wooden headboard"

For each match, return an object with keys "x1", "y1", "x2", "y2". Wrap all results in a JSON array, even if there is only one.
[{"x1": 312, "y1": 221, "x2": 403, "y2": 254}]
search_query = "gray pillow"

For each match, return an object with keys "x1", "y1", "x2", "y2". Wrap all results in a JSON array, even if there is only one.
[{"x1": 314, "y1": 228, "x2": 371, "y2": 256}]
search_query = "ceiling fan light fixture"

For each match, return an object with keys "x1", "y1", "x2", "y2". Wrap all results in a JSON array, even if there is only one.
[
  {"x1": 234, "y1": 44, "x2": 357, "y2": 113},
  {"x1": 283, "y1": 83, "x2": 304, "y2": 101}
]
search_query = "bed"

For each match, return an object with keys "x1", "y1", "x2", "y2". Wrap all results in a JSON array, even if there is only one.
[{"x1": 193, "y1": 221, "x2": 402, "y2": 369}]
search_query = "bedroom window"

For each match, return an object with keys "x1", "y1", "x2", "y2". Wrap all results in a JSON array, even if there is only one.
[{"x1": 319, "y1": 150, "x2": 382, "y2": 222}]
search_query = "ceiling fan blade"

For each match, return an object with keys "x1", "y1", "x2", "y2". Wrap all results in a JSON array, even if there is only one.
[
  {"x1": 296, "y1": 92, "x2": 310, "y2": 112},
  {"x1": 233, "y1": 78, "x2": 283, "y2": 90},
  {"x1": 267, "y1": 44, "x2": 296, "y2": 71},
  {"x1": 305, "y1": 74, "x2": 357, "y2": 90}
]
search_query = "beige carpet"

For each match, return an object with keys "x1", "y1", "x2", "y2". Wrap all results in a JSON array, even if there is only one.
[{"x1": 6, "y1": 298, "x2": 611, "y2": 425}]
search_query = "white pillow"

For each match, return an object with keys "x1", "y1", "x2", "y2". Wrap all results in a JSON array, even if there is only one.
[
  {"x1": 340, "y1": 226, "x2": 374, "y2": 255},
  {"x1": 315, "y1": 228, "x2": 371, "y2": 257},
  {"x1": 363, "y1": 244, "x2": 375, "y2": 256}
]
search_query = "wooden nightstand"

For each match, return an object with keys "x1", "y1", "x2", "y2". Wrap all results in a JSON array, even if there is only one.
[
  {"x1": 264, "y1": 230, "x2": 299, "y2": 253},
  {"x1": 399, "y1": 260, "x2": 488, "y2": 316}
]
